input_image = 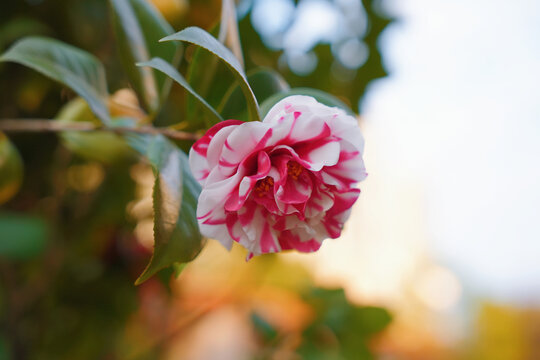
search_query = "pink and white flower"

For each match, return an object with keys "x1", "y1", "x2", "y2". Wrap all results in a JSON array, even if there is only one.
[{"x1": 189, "y1": 95, "x2": 367, "y2": 257}]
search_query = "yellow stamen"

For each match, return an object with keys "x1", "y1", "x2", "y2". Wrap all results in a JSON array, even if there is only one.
[
  {"x1": 254, "y1": 176, "x2": 274, "y2": 197},
  {"x1": 287, "y1": 161, "x2": 303, "y2": 180}
]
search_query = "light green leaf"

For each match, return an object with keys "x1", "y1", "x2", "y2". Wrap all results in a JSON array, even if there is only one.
[
  {"x1": 161, "y1": 27, "x2": 261, "y2": 122},
  {"x1": 56, "y1": 97, "x2": 135, "y2": 164},
  {"x1": 138, "y1": 58, "x2": 223, "y2": 125},
  {"x1": 0, "y1": 212, "x2": 49, "y2": 260},
  {"x1": 109, "y1": 0, "x2": 180, "y2": 113},
  {"x1": 0, "y1": 133, "x2": 23, "y2": 205},
  {"x1": 128, "y1": 134, "x2": 204, "y2": 285},
  {"x1": 259, "y1": 88, "x2": 355, "y2": 119},
  {"x1": 218, "y1": 67, "x2": 290, "y2": 121},
  {"x1": 0, "y1": 36, "x2": 110, "y2": 124}
]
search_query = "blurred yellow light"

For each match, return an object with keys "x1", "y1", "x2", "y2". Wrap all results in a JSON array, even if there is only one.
[
  {"x1": 135, "y1": 218, "x2": 155, "y2": 250},
  {"x1": 149, "y1": 0, "x2": 188, "y2": 23},
  {"x1": 130, "y1": 162, "x2": 154, "y2": 186},
  {"x1": 66, "y1": 162, "x2": 105, "y2": 192},
  {"x1": 126, "y1": 197, "x2": 153, "y2": 221}
]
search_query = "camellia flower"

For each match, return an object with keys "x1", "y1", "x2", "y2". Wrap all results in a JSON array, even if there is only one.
[{"x1": 189, "y1": 95, "x2": 367, "y2": 257}]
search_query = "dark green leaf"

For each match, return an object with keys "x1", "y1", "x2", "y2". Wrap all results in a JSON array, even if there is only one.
[
  {"x1": 138, "y1": 58, "x2": 223, "y2": 125},
  {"x1": 0, "y1": 133, "x2": 23, "y2": 205},
  {"x1": 218, "y1": 67, "x2": 290, "y2": 121},
  {"x1": 0, "y1": 17, "x2": 51, "y2": 50},
  {"x1": 0, "y1": 36, "x2": 110, "y2": 124},
  {"x1": 0, "y1": 212, "x2": 49, "y2": 260},
  {"x1": 127, "y1": 134, "x2": 204, "y2": 285},
  {"x1": 259, "y1": 88, "x2": 355, "y2": 119},
  {"x1": 161, "y1": 27, "x2": 261, "y2": 122},
  {"x1": 109, "y1": 0, "x2": 180, "y2": 113}
]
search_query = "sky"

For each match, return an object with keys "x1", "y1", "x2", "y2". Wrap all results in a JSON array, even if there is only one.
[{"x1": 361, "y1": 0, "x2": 540, "y2": 303}]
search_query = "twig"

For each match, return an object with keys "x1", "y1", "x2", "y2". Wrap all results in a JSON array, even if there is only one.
[{"x1": 0, "y1": 119, "x2": 201, "y2": 141}]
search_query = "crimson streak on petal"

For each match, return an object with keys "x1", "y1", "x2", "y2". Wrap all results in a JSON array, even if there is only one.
[{"x1": 188, "y1": 95, "x2": 366, "y2": 256}]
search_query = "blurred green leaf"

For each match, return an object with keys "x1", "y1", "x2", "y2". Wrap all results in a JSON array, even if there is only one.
[
  {"x1": 0, "y1": 17, "x2": 51, "y2": 50},
  {"x1": 0, "y1": 36, "x2": 110, "y2": 124},
  {"x1": 0, "y1": 133, "x2": 23, "y2": 205},
  {"x1": 128, "y1": 134, "x2": 204, "y2": 284},
  {"x1": 138, "y1": 58, "x2": 223, "y2": 125},
  {"x1": 0, "y1": 336, "x2": 11, "y2": 360},
  {"x1": 161, "y1": 27, "x2": 261, "y2": 122},
  {"x1": 218, "y1": 67, "x2": 289, "y2": 121},
  {"x1": 172, "y1": 262, "x2": 187, "y2": 277},
  {"x1": 109, "y1": 0, "x2": 180, "y2": 114},
  {"x1": 251, "y1": 312, "x2": 279, "y2": 343},
  {"x1": 349, "y1": 306, "x2": 392, "y2": 336},
  {"x1": 237, "y1": 1, "x2": 393, "y2": 113},
  {"x1": 0, "y1": 212, "x2": 49, "y2": 260},
  {"x1": 298, "y1": 288, "x2": 391, "y2": 360},
  {"x1": 259, "y1": 88, "x2": 354, "y2": 119},
  {"x1": 55, "y1": 98, "x2": 135, "y2": 164}
]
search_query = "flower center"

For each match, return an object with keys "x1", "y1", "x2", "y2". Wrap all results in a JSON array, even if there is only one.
[
  {"x1": 287, "y1": 161, "x2": 303, "y2": 180},
  {"x1": 254, "y1": 176, "x2": 274, "y2": 197}
]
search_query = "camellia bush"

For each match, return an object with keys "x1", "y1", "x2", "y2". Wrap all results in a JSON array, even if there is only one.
[
  {"x1": 0, "y1": 0, "x2": 367, "y2": 282},
  {"x1": 0, "y1": 0, "x2": 392, "y2": 358}
]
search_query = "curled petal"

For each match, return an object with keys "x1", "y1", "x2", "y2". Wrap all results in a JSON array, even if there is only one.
[{"x1": 189, "y1": 119, "x2": 243, "y2": 185}]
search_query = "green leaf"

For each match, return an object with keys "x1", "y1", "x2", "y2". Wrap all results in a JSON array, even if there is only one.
[
  {"x1": 0, "y1": 212, "x2": 49, "y2": 260},
  {"x1": 161, "y1": 27, "x2": 261, "y2": 122},
  {"x1": 55, "y1": 98, "x2": 135, "y2": 164},
  {"x1": 172, "y1": 262, "x2": 187, "y2": 278},
  {"x1": 183, "y1": 24, "x2": 232, "y2": 128},
  {"x1": 127, "y1": 134, "x2": 204, "y2": 285},
  {"x1": 138, "y1": 58, "x2": 223, "y2": 125},
  {"x1": 299, "y1": 287, "x2": 391, "y2": 359},
  {"x1": 259, "y1": 88, "x2": 355, "y2": 119},
  {"x1": 109, "y1": 0, "x2": 180, "y2": 113},
  {"x1": 218, "y1": 67, "x2": 290, "y2": 121},
  {"x1": 348, "y1": 306, "x2": 392, "y2": 336},
  {"x1": 0, "y1": 133, "x2": 23, "y2": 205},
  {"x1": 0, "y1": 36, "x2": 110, "y2": 124}
]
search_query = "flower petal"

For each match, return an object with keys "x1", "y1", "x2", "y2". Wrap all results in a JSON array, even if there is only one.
[
  {"x1": 189, "y1": 119, "x2": 243, "y2": 185},
  {"x1": 278, "y1": 231, "x2": 322, "y2": 253},
  {"x1": 218, "y1": 122, "x2": 272, "y2": 177}
]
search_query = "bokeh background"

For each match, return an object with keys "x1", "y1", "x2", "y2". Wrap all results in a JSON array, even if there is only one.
[{"x1": 1, "y1": 0, "x2": 540, "y2": 359}]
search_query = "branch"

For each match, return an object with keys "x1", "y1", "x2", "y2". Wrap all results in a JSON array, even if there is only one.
[{"x1": 0, "y1": 119, "x2": 201, "y2": 141}]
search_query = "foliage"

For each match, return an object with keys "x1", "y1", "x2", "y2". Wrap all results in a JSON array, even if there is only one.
[
  {"x1": 0, "y1": 36, "x2": 111, "y2": 123},
  {"x1": 128, "y1": 134, "x2": 204, "y2": 284},
  {"x1": 0, "y1": 0, "x2": 393, "y2": 358},
  {"x1": 251, "y1": 287, "x2": 391, "y2": 360},
  {"x1": 0, "y1": 134, "x2": 23, "y2": 205}
]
